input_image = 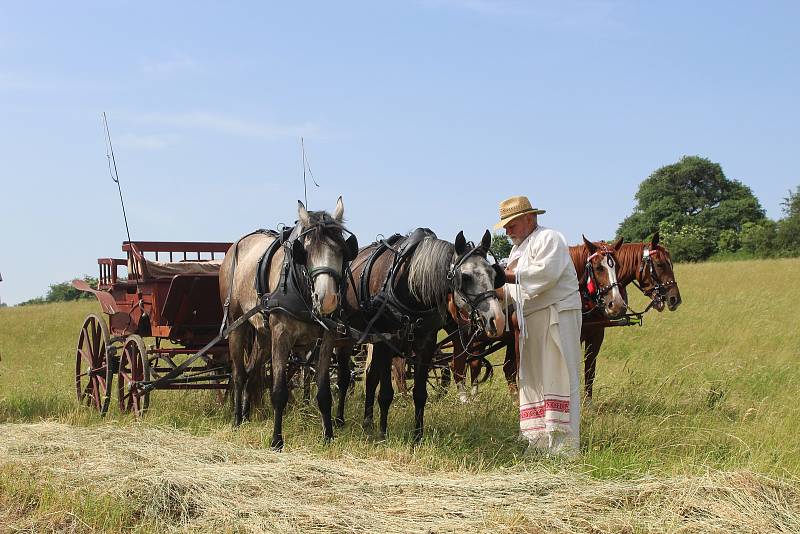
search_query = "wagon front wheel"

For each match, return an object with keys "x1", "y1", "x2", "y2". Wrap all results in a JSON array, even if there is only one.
[
  {"x1": 75, "y1": 314, "x2": 113, "y2": 415},
  {"x1": 118, "y1": 335, "x2": 150, "y2": 417}
]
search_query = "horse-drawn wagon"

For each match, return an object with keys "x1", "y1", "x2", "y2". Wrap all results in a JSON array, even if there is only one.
[{"x1": 73, "y1": 240, "x2": 232, "y2": 416}]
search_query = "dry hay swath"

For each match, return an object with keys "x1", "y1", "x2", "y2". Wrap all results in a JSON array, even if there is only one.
[{"x1": 0, "y1": 422, "x2": 798, "y2": 533}]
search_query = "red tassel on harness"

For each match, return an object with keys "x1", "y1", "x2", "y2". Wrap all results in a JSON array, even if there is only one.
[{"x1": 587, "y1": 276, "x2": 596, "y2": 295}]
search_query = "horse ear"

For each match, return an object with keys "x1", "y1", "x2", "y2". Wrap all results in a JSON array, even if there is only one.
[
  {"x1": 651, "y1": 231, "x2": 660, "y2": 248},
  {"x1": 612, "y1": 236, "x2": 624, "y2": 251},
  {"x1": 481, "y1": 230, "x2": 491, "y2": 253},
  {"x1": 454, "y1": 231, "x2": 467, "y2": 255},
  {"x1": 297, "y1": 200, "x2": 310, "y2": 227},
  {"x1": 583, "y1": 234, "x2": 598, "y2": 254},
  {"x1": 333, "y1": 196, "x2": 344, "y2": 223}
]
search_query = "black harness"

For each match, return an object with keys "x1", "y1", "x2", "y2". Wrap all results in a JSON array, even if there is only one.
[
  {"x1": 631, "y1": 246, "x2": 677, "y2": 310},
  {"x1": 353, "y1": 228, "x2": 440, "y2": 345},
  {"x1": 255, "y1": 223, "x2": 357, "y2": 324}
]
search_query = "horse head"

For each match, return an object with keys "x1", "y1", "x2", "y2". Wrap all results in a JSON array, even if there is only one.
[
  {"x1": 294, "y1": 197, "x2": 358, "y2": 316},
  {"x1": 448, "y1": 230, "x2": 506, "y2": 338},
  {"x1": 638, "y1": 232, "x2": 682, "y2": 312},
  {"x1": 582, "y1": 235, "x2": 627, "y2": 319}
]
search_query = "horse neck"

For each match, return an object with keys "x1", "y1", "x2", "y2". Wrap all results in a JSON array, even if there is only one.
[
  {"x1": 617, "y1": 243, "x2": 647, "y2": 286},
  {"x1": 568, "y1": 245, "x2": 589, "y2": 280}
]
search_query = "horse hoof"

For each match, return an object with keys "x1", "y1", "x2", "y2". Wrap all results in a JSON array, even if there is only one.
[
  {"x1": 271, "y1": 437, "x2": 284, "y2": 451},
  {"x1": 334, "y1": 417, "x2": 345, "y2": 428},
  {"x1": 362, "y1": 418, "x2": 374, "y2": 430},
  {"x1": 376, "y1": 431, "x2": 387, "y2": 442},
  {"x1": 323, "y1": 433, "x2": 334, "y2": 443}
]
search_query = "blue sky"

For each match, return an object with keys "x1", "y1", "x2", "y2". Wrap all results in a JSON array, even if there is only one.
[{"x1": 1, "y1": 1, "x2": 797, "y2": 305}]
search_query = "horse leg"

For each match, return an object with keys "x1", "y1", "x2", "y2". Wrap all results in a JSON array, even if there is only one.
[
  {"x1": 375, "y1": 344, "x2": 394, "y2": 440},
  {"x1": 334, "y1": 344, "x2": 351, "y2": 427},
  {"x1": 412, "y1": 339, "x2": 434, "y2": 445},
  {"x1": 584, "y1": 327, "x2": 605, "y2": 403},
  {"x1": 316, "y1": 336, "x2": 335, "y2": 442},
  {"x1": 229, "y1": 328, "x2": 247, "y2": 426},
  {"x1": 363, "y1": 344, "x2": 380, "y2": 430},
  {"x1": 502, "y1": 330, "x2": 517, "y2": 394},
  {"x1": 450, "y1": 329, "x2": 469, "y2": 403},
  {"x1": 269, "y1": 325, "x2": 290, "y2": 451},
  {"x1": 243, "y1": 329, "x2": 267, "y2": 421},
  {"x1": 468, "y1": 354, "x2": 481, "y2": 397}
]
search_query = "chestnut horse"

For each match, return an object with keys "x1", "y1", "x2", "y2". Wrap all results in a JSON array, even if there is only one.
[
  {"x1": 450, "y1": 236, "x2": 627, "y2": 401},
  {"x1": 580, "y1": 232, "x2": 681, "y2": 400},
  {"x1": 473, "y1": 232, "x2": 681, "y2": 401}
]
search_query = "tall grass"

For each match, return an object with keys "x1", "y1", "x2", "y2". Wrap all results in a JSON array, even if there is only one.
[{"x1": 1, "y1": 259, "x2": 799, "y2": 531}]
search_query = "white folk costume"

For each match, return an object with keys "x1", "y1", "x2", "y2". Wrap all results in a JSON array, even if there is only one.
[{"x1": 505, "y1": 226, "x2": 582, "y2": 455}]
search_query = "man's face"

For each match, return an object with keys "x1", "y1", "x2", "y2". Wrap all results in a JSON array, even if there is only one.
[{"x1": 504, "y1": 213, "x2": 536, "y2": 246}]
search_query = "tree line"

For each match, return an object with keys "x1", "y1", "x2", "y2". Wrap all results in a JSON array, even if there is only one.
[{"x1": 489, "y1": 155, "x2": 798, "y2": 263}]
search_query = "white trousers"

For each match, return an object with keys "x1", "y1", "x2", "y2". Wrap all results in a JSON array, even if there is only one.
[{"x1": 518, "y1": 306, "x2": 582, "y2": 453}]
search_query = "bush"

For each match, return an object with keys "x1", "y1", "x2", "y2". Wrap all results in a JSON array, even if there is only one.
[
  {"x1": 658, "y1": 221, "x2": 716, "y2": 262},
  {"x1": 717, "y1": 229, "x2": 740, "y2": 254},
  {"x1": 740, "y1": 221, "x2": 777, "y2": 257}
]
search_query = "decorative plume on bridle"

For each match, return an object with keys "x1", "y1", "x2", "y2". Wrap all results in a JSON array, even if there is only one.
[{"x1": 407, "y1": 237, "x2": 455, "y2": 311}]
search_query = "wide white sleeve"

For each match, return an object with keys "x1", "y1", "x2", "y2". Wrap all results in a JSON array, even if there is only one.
[{"x1": 516, "y1": 231, "x2": 570, "y2": 298}]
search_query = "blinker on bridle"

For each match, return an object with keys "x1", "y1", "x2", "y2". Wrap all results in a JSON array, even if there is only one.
[
  {"x1": 447, "y1": 241, "x2": 503, "y2": 328},
  {"x1": 583, "y1": 248, "x2": 620, "y2": 312},
  {"x1": 635, "y1": 246, "x2": 677, "y2": 303},
  {"x1": 289, "y1": 222, "x2": 359, "y2": 286}
]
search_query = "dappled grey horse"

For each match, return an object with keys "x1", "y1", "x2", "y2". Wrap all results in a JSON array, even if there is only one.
[{"x1": 218, "y1": 198, "x2": 357, "y2": 449}]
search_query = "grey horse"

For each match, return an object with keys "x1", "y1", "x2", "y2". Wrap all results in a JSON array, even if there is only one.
[{"x1": 219, "y1": 197, "x2": 354, "y2": 450}]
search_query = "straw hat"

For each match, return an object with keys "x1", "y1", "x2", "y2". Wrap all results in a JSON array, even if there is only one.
[{"x1": 494, "y1": 196, "x2": 546, "y2": 229}]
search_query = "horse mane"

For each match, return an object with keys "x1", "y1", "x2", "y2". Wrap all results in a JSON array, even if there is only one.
[
  {"x1": 407, "y1": 237, "x2": 454, "y2": 308},
  {"x1": 300, "y1": 210, "x2": 347, "y2": 250},
  {"x1": 568, "y1": 245, "x2": 589, "y2": 280},
  {"x1": 615, "y1": 243, "x2": 647, "y2": 285}
]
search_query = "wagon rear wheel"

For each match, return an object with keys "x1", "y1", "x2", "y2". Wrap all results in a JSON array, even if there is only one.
[
  {"x1": 75, "y1": 314, "x2": 113, "y2": 415},
  {"x1": 118, "y1": 335, "x2": 150, "y2": 417}
]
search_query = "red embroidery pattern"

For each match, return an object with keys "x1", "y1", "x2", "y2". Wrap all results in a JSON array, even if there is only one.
[{"x1": 519, "y1": 399, "x2": 570, "y2": 421}]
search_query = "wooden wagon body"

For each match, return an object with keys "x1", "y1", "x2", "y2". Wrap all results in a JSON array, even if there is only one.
[{"x1": 73, "y1": 240, "x2": 232, "y2": 416}]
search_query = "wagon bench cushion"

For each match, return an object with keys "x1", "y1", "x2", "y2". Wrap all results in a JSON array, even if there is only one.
[{"x1": 132, "y1": 258, "x2": 223, "y2": 279}]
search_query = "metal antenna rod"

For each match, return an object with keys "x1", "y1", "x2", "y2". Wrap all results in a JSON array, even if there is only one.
[
  {"x1": 301, "y1": 137, "x2": 308, "y2": 206},
  {"x1": 103, "y1": 112, "x2": 133, "y2": 246},
  {"x1": 102, "y1": 112, "x2": 140, "y2": 286},
  {"x1": 300, "y1": 137, "x2": 320, "y2": 207}
]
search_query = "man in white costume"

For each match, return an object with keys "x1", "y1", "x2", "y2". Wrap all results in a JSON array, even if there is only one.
[{"x1": 496, "y1": 196, "x2": 582, "y2": 456}]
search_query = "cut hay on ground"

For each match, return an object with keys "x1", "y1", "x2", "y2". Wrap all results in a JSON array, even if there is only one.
[{"x1": 1, "y1": 422, "x2": 798, "y2": 533}]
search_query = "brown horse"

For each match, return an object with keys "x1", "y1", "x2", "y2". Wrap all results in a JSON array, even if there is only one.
[
  {"x1": 333, "y1": 229, "x2": 506, "y2": 442},
  {"x1": 580, "y1": 232, "x2": 681, "y2": 400},
  {"x1": 485, "y1": 232, "x2": 681, "y2": 401},
  {"x1": 218, "y1": 198, "x2": 357, "y2": 449},
  {"x1": 450, "y1": 236, "x2": 627, "y2": 401}
]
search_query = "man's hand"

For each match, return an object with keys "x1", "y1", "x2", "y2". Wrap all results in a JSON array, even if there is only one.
[{"x1": 504, "y1": 268, "x2": 516, "y2": 284}]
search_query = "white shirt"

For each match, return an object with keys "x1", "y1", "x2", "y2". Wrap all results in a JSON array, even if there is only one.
[{"x1": 505, "y1": 225, "x2": 581, "y2": 315}]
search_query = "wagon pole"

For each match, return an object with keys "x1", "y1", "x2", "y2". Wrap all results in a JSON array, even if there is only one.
[{"x1": 102, "y1": 112, "x2": 142, "y2": 299}]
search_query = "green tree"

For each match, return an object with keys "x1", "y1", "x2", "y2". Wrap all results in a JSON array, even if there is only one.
[
  {"x1": 776, "y1": 187, "x2": 800, "y2": 256},
  {"x1": 717, "y1": 229, "x2": 740, "y2": 254},
  {"x1": 658, "y1": 221, "x2": 715, "y2": 262},
  {"x1": 618, "y1": 156, "x2": 766, "y2": 260},
  {"x1": 490, "y1": 233, "x2": 512, "y2": 260},
  {"x1": 740, "y1": 220, "x2": 777, "y2": 257}
]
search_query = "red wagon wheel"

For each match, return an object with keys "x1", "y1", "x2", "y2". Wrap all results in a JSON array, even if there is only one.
[
  {"x1": 75, "y1": 314, "x2": 114, "y2": 414},
  {"x1": 117, "y1": 335, "x2": 151, "y2": 417}
]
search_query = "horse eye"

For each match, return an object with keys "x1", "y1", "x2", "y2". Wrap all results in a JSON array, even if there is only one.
[
  {"x1": 596, "y1": 266, "x2": 604, "y2": 272},
  {"x1": 461, "y1": 272, "x2": 473, "y2": 283}
]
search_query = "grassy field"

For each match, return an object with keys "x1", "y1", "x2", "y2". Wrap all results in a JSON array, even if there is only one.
[{"x1": 1, "y1": 258, "x2": 799, "y2": 532}]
